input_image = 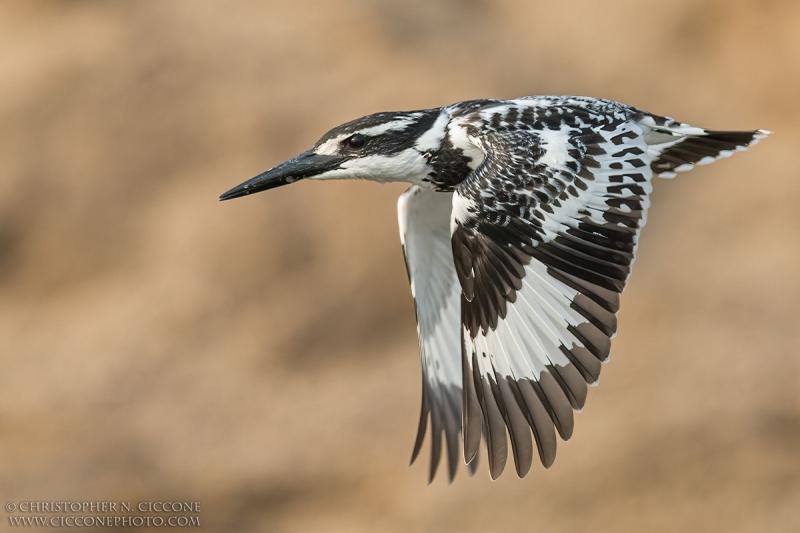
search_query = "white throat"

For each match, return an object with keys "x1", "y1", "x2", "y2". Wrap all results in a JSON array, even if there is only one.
[{"x1": 310, "y1": 148, "x2": 432, "y2": 185}]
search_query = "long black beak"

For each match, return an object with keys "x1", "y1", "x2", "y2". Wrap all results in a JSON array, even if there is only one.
[{"x1": 219, "y1": 150, "x2": 343, "y2": 201}]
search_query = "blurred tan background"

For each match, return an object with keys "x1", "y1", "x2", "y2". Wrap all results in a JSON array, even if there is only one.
[{"x1": 1, "y1": 1, "x2": 798, "y2": 531}]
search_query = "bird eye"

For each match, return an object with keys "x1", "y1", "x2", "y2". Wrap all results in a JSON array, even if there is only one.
[{"x1": 345, "y1": 134, "x2": 367, "y2": 149}]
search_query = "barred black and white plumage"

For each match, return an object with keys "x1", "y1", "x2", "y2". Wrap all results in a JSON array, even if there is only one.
[{"x1": 221, "y1": 96, "x2": 769, "y2": 483}]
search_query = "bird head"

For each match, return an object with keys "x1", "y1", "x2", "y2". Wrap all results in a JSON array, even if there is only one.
[{"x1": 220, "y1": 109, "x2": 450, "y2": 200}]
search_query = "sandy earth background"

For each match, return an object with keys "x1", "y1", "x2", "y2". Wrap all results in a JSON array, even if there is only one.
[{"x1": 0, "y1": 1, "x2": 798, "y2": 532}]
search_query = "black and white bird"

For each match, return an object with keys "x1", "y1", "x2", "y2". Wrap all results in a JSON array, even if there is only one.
[{"x1": 220, "y1": 96, "x2": 768, "y2": 482}]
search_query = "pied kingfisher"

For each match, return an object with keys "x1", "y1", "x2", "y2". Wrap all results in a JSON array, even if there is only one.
[{"x1": 220, "y1": 96, "x2": 768, "y2": 483}]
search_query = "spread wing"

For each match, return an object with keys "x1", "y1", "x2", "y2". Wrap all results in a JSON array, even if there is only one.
[
  {"x1": 398, "y1": 185, "x2": 465, "y2": 483},
  {"x1": 450, "y1": 98, "x2": 766, "y2": 479}
]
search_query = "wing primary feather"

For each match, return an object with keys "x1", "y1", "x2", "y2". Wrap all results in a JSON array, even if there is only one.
[
  {"x1": 409, "y1": 378, "x2": 430, "y2": 465},
  {"x1": 546, "y1": 268, "x2": 621, "y2": 313},
  {"x1": 570, "y1": 294, "x2": 618, "y2": 337},
  {"x1": 554, "y1": 229, "x2": 635, "y2": 264},
  {"x1": 428, "y1": 405, "x2": 443, "y2": 484},
  {"x1": 564, "y1": 224, "x2": 636, "y2": 254},
  {"x1": 472, "y1": 352, "x2": 508, "y2": 480},
  {"x1": 515, "y1": 379, "x2": 558, "y2": 468},
  {"x1": 467, "y1": 451, "x2": 480, "y2": 476},
  {"x1": 529, "y1": 244, "x2": 627, "y2": 291},
  {"x1": 494, "y1": 371, "x2": 534, "y2": 477},
  {"x1": 462, "y1": 329, "x2": 482, "y2": 464},
  {"x1": 567, "y1": 323, "x2": 612, "y2": 361},
  {"x1": 532, "y1": 372, "x2": 575, "y2": 440},
  {"x1": 559, "y1": 344, "x2": 602, "y2": 384},
  {"x1": 545, "y1": 238, "x2": 633, "y2": 276},
  {"x1": 546, "y1": 363, "x2": 588, "y2": 410},
  {"x1": 442, "y1": 387, "x2": 461, "y2": 482}
]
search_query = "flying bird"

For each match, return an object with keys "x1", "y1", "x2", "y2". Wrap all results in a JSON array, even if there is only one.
[{"x1": 220, "y1": 96, "x2": 768, "y2": 482}]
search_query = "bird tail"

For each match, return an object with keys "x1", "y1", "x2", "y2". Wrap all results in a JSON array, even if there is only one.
[{"x1": 641, "y1": 115, "x2": 770, "y2": 178}]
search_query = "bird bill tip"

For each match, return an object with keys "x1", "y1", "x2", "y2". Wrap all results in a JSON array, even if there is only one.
[{"x1": 218, "y1": 187, "x2": 249, "y2": 201}]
